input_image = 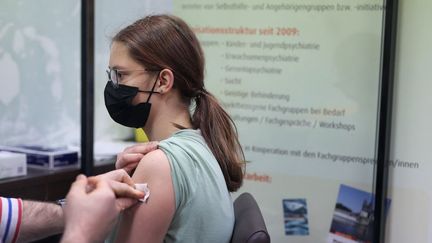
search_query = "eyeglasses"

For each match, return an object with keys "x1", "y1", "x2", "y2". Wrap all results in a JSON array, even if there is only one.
[{"x1": 106, "y1": 67, "x2": 160, "y2": 88}]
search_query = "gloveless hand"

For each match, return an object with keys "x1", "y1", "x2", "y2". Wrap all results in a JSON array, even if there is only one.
[{"x1": 116, "y1": 141, "x2": 159, "y2": 174}]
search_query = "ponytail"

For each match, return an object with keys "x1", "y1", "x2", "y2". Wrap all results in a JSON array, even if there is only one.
[{"x1": 192, "y1": 90, "x2": 245, "y2": 192}]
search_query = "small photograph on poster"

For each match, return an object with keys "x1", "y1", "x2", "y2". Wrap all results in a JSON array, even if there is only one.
[
  {"x1": 282, "y1": 198, "x2": 309, "y2": 236},
  {"x1": 328, "y1": 184, "x2": 391, "y2": 243}
]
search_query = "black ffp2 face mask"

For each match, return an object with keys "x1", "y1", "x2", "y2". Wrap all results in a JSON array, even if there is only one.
[{"x1": 104, "y1": 81, "x2": 159, "y2": 128}]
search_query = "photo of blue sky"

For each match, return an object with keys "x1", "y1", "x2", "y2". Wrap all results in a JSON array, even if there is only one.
[{"x1": 337, "y1": 184, "x2": 374, "y2": 213}]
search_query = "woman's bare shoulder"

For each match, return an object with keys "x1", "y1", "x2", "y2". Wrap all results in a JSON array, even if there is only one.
[
  {"x1": 133, "y1": 149, "x2": 170, "y2": 182},
  {"x1": 115, "y1": 149, "x2": 175, "y2": 243}
]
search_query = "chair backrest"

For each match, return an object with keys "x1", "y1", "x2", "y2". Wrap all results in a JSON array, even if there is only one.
[{"x1": 230, "y1": 192, "x2": 271, "y2": 243}]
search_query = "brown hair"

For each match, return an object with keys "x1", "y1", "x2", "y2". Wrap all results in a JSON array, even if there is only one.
[{"x1": 113, "y1": 14, "x2": 244, "y2": 192}]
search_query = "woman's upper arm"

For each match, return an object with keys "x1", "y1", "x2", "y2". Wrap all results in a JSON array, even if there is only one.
[{"x1": 115, "y1": 149, "x2": 175, "y2": 243}]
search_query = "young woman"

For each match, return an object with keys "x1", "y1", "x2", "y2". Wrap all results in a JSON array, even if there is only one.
[{"x1": 104, "y1": 14, "x2": 245, "y2": 242}]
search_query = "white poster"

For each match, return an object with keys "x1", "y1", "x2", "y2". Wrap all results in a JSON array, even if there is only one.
[{"x1": 174, "y1": 1, "x2": 385, "y2": 242}]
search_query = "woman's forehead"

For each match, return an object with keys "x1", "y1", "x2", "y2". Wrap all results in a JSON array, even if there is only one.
[{"x1": 109, "y1": 42, "x2": 140, "y2": 69}]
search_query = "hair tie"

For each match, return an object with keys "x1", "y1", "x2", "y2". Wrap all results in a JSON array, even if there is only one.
[{"x1": 195, "y1": 88, "x2": 206, "y2": 99}]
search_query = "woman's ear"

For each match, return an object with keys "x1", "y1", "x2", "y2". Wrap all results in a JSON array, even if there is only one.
[{"x1": 157, "y1": 69, "x2": 174, "y2": 94}]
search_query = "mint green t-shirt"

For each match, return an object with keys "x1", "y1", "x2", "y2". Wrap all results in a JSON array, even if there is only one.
[{"x1": 158, "y1": 129, "x2": 234, "y2": 243}]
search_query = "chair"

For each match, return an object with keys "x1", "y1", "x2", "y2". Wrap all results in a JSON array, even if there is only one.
[{"x1": 230, "y1": 192, "x2": 271, "y2": 243}]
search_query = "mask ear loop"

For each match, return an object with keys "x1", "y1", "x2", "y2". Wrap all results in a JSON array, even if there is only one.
[{"x1": 145, "y1": 70, "x2": 162, "y2": 103}]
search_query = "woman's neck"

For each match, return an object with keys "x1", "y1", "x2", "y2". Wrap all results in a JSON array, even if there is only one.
[{"x1": 144, "y1": 105, "x2": 192, "y2": 141}]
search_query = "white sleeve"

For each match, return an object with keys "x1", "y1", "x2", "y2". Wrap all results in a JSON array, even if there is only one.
[{"x1": 0, "y1": 197, "x2": 23, "y2": 243}]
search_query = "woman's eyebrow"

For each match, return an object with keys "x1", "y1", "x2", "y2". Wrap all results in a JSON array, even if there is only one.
[{"x1": 109, "y1": 65, "x2": 128, "y2": 70}]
